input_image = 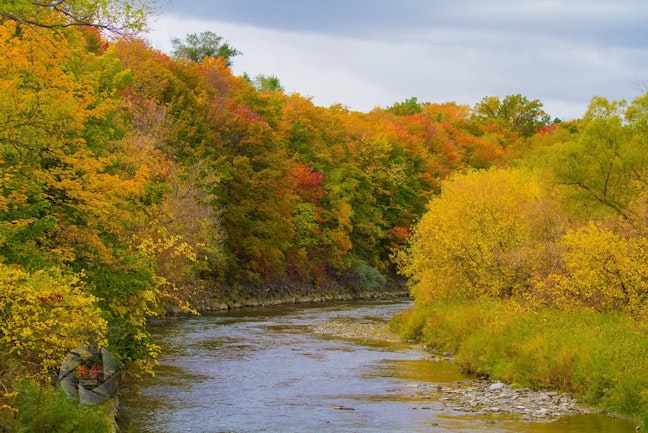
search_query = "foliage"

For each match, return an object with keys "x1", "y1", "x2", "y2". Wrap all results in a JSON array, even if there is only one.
[
  {"x1": 473, "y1": 94, "x2": 551, "y2": 137},
  {"x1": 352, "y1": 262, "x2": 387, "y2": 290},
  {"x1": 253, "y1": 74, "x2": 283, "y2": 92},
  {"x1": 0, "y1": 264, "x2": 106, "y2": 378},
  {"x1": 401, "y1": 168, "x2": 564, "y2": 303},
  {"x1": 539, "y1": 96, "x2": 648, "y2": 219},
  {"x1": 171, "y1": 31, "x2": 241, "y2": 65},
  {"x1": 6, "y1": 1, "x2": 648, "y2": 428},
  {"x1": 388, "y1": 97, "x2": 423, "y2": 116},
  {"x1": 398, "y1": 91, "x2": 648, "y2": 427},
  {"x1": 533, "y1": 222, "x2": 648, "y2": 318},
  {"x1": 0, "y1": 0, "x2": 153, "y2": 34},
  {"x1": 0, "y1": 7, "x2": 164, "y2": 418}
]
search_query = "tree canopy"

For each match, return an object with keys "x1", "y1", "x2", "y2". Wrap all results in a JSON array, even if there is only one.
[
  {"x1": 0, "y1": 0, "x2": 153, "y2": 33},
  {"x1": 171, "y1": 30, "x2": 241, "y2": 65},
  {"x1": 473, "y1": 94, "x2": 551, "y2": 137}
]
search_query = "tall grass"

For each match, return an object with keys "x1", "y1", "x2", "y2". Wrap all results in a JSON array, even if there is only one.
[
  {"x1": 392, "y1": 300, "x2": 648, "y2": 426},
  {"x1": 11, "y1": 380, "x2": 114, "y2": 433}
]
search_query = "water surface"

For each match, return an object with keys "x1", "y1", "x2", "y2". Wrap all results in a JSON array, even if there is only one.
[{"x1": 119, "y1": 299, "x2": 636, "y2": 433}]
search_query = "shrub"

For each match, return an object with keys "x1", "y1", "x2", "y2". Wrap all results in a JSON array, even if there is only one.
[{"x1": 353, "y1": 262, "x2": 387, "y2": 290}]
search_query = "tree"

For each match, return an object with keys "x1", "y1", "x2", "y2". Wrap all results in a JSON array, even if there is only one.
[
  {"x1": 0, "y1": 18, "x2": 109, "y2": 154},
  {"x1": 473, "y1": 94, "x2": 551, "y2": 137},
  {"x1": 401, "y1": 169, "x2": 565, "y2": 304},
  {"x1": 0, "y1": 265, "x2": 107, "y2": 378},
  {"x1": 534, "y1": 222, "x2": 648, "y2": 318},
  {"x1": 388, "y1": 97, "x2": 423, "y2": 116},
  {"x1": 171, "y1": 31, "x2": 241, "y2": 65},
  {"x1": 541, "y1": 96, "x2": 648, "y2": 220},
  {"x1": 254, "y1": 74, "x2": 284, "y2": 92},
  {"x1": 0, "y1": 0, "x2": 152, "y2": 34}
]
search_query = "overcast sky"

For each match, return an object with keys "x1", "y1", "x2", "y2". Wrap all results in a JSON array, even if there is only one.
[{"x1": 145, "y1": 0, "x2": 648, "y2": 120}]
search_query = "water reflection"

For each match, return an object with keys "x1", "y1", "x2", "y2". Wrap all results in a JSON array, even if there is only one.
[{"x1": 368, "y1": 358, "x2": 466, "y2": 384}]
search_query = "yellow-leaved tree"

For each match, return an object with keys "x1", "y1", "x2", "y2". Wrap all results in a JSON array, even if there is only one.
[
  {"x1": 534, "y1": 222, "x2": 648, "y2": 318},
  {"x1": 401, "y1": 168, "x2": 565, "y2": 304},
  {"x1": 0, "y1": 264, "x2": 106, "y2": 378}
]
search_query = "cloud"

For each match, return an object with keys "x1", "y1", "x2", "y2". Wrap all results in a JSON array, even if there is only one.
[
  {"x1": 146, "y1": 0, "x2": 648, "y2": 120},
  {"x1": 158, "y1": 0, "x2": 647, "y2": 47}
]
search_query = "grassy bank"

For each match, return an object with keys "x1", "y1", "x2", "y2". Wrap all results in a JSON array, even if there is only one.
[
  {"x1": 391, "y1": 300, "x2": 648, "y2": 427},
  {"x1": 1, "y1": 380, "x2": 114, "y2": 433}
]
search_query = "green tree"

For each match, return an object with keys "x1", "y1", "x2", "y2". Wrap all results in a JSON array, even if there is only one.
[
  {"x1": 541, "y1": 96, "x2": 648, "y2": 220},
  {"x1": 388, "y1": 97, "x2": 423, "y2": 116},
  {"x1": 473, "y1": 94, "x2": 550, "y2": 137},
  {"x1": 171, "y1": 31, "x2": 241, "y2": 65},
  {"x1": 254, "y1": 74, "x2": 284, "y2": 92}
]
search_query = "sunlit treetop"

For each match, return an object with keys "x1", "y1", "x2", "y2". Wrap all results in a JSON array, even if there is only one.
[{"x1": 0, "y1": 0, "x2": 156, "y2": 34}]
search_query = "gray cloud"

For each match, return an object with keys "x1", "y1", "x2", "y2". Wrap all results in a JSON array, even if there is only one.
[
  {"x1": 148, "y1": 0, "x2": 648, "y2": 119},
  {"x1": 160, "y1": 0, "x2": 647, "y2": 46}
]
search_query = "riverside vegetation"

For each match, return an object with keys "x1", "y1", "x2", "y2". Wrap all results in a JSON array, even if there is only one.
[{"x1": 1, "y1": 1, "x2": 648, "y2": 431}]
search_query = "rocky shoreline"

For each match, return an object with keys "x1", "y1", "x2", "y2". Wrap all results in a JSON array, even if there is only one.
[
  {"x1": 182, "y1": 282, "x2": 409, "y2": 313},
  {"x1": 310, "y1": 318, "x2": 594, "y2": 422},
  {"x1": 404, "y1": 380, "x2": 591, "y2": 422}
]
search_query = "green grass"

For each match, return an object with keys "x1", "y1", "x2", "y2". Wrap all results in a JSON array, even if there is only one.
[
  {"x1": 392, "y1": 300, "x2": 648, "y2": 427},
  {"x1": 11, "y1": 380, "x2": 114, "y2": 433}
]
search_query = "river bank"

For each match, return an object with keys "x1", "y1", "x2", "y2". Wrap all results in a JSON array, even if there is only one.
[
  {"x1": 310, "y1": 317, "x2": 598, "y2": 423},
  {"x1": 178, "y1": 280, "x2": 409, "y2": 313}
]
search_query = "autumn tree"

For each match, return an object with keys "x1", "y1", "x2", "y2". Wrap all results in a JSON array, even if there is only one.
[
  {"x1": 0, "y1": 265, "x2": 107, "y2": 378},
  {"x1": 0, "y1": 10, "x2": 171, "y2": 427},
  {"x1": 533, "y1": 222, "x2": 648, "y2": 318},
  {"x1": 0, "y1": 15, "x2": 166, "y2": 373},
  {"x1": 401, "y1": 169, "x2": 565, "y2": 304},
  {"x1": 539, "y1": 95, "x2": 648, "y2": 220}
]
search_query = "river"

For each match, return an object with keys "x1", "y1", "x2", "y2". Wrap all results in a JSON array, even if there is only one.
[{"x1": 119, "y1": 299, "x2": 636, "y2": 432}]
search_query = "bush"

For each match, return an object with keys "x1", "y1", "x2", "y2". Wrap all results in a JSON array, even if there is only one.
[
  {"x1": 401, "y1": 168, "x2": 565, "y2": 303},
  {"x1": 353, "y1": 262, "x2": 387, "y2": 290}
]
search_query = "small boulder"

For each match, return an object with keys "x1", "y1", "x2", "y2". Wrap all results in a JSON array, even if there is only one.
[{"x1": 489, "y1": 382, "x2": 506, "y2": 391}]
